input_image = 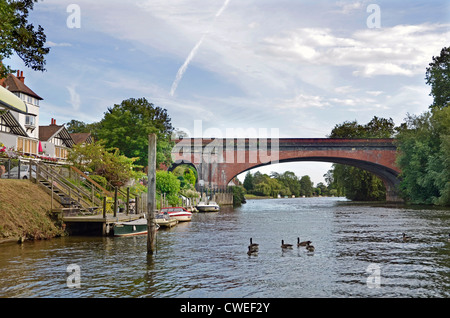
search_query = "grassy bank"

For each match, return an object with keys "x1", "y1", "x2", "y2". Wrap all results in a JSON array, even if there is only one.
[{"x1": 0, "y1": 180, "x2": 64, "y2": 243}]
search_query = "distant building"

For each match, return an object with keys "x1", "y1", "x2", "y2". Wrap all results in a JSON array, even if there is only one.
[
  {"x1": 70, "y1": 132, "x2": 93, "y2": 145},
  {"x1": 39, "y1": 119, "x2": 75, "y2": 160}
]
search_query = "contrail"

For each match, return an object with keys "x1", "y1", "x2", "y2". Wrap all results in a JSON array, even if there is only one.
[{"x1": 170, "y1": 0, "x2": 231, "y2": 97}]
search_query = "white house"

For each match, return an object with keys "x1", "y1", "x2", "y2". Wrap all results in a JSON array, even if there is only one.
[
  {"x1": 0, "y1": 70, "x2": 74, "y2": 161},
  {"x1": 39, "y1": 119, "x2": 75, "y2": 160},
  {"x1": 0, "y1": 71, "x2": 41, "y2": 156}
]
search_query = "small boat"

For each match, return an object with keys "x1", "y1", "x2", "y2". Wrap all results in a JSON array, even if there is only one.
[
  {"x1": 161, "y1": 207, "x2": 192, "y2": 222},
  {"x1": 155, "y1": 212, "x2": 178, "y2": 228},
  {"x1": 196, "y1": 201, "x2": 220, "y2": 212},
  {"x1": 114, "y1": 218, "x2": 152, "y2": 237}
]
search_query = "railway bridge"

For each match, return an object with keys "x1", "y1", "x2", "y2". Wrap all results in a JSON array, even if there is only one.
[{"x1": 170, "y1": 138, "x2": 401, "y2": 202}]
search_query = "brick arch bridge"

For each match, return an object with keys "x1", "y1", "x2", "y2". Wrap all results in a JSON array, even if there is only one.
[{"x1": 170, "y1": 138, "x2": 401, "y2": 202}]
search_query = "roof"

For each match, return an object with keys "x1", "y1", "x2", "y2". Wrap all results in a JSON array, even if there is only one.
[
  {"x1": 39, "y1": 125, "x2": 75, "y2": 148},
  {"x1": 0, "y1": 85, "x2": 28, "y2": 114},
  {"x1": 70, "y1": 132, "x2": 93, "y2": 145},
  {"x1": 0, "y1": 72, "x2": 43, "y2": 100},
  {"x1": 0, "y1": 109, "x2": 28, "y2": 137}
]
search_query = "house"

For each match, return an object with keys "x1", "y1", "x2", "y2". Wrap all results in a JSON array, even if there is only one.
[
  {"x1": 0, "y1": 70, "x2": 42, "y2": 156},
  {"x1": 0, "y1": 70, "x2": 75, "y2": 161},
  {"x1": 39, "y1": 118, "x2": 75, "y2": 160}
]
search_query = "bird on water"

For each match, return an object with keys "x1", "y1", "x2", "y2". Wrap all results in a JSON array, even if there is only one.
[
  {"x1": 402, "y1": 233, "x2": 411, "y2": 242},
  {"x1": 281, "y1": 240, "x2": 293, "y2": 249},
  {"x1": 247, "y1": 238, "x2": 259, "y2": 254},
  {"x1": 305, "y1": 242, "x2": 315, "y2": 252},
  {"x1": 297, "y1": 237, "x2": 310, "y2": 247}
]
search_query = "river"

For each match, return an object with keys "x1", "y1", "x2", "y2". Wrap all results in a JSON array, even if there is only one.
[{"x1": 0, "y1": 197, "x2": 449, "y2": 298}]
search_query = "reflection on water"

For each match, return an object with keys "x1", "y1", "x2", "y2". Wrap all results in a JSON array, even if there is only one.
[{"x1": 0, "y1": 197, "x2": 449, "y2": 297}]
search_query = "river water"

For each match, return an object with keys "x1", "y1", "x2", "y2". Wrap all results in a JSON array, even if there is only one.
[{"x1": 0, "y1": 197, "x2": 449, "y2": 298}]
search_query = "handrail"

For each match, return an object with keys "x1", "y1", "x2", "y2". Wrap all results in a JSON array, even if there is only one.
[
  {"x1": 70, "y1": 166, "x2": 113, "y2": 198},
  {"x1": 36, "y1": 163, "x2": 96, "y2": 211}
]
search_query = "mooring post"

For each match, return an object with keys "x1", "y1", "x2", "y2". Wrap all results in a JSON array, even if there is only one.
[
  {"x1": 113, "y1": 186, "x2": 118, "y2": 217},
  {"x1": 147, "y1": 134, "x2": 157, "y2": 254},
  {"x1": 103, "y1": 196, "x2": 107, "y2": 218}
]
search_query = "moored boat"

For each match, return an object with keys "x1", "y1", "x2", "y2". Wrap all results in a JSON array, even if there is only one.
[
  {"x1": 114, "y1": 218, "x2": 150, "y2": 237},
  {"x1": 161, "y1": 207, "x2": 192, "y2": 222},
  {"x1": 155, "y1": 212, "x2": 178, "y2": 228},
  {"x1": 196, "y1": 201, "x2": 220, "y2": 212}
]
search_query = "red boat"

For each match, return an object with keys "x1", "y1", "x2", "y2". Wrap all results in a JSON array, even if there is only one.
[{"x1": 161, "y1": 207, "x2": 192, "y2": 222}]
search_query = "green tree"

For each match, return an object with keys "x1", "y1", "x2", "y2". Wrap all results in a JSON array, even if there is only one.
[
  {"x1": 0, "y1": 0, "x2": 50, "y2": 78},
  {"x1": 243, "y1": 171, "x2": 254, "y2": 192},
  {"x1": 95, "y1": 97, "x2": 174, "y2": 167},
  {"x1": 299, "y1": 175, "x2": 313, "y2": 197},
  {"x1": 65, "y1": 119, "x2": 99, "y2": 135},
  {"x1": 396, "y1": 107, "x2": 450, "y2": 205},
  {"x1": 156, "y1": 170, "x2": 181, "y2": 206},
  {"x1": 68, "y1": 141, "x2": 143, "y2": 187},
  {"x1": 425, "y1": 47, "x2": 450, "y2": 109},
  {"x1": 272, "y1": 171, "x2": 300, "y2": 197},
  {"x1": 328, "y1": 116, "x2": 395, "y2": 201}
]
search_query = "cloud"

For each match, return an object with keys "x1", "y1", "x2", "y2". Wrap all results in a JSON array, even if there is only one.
[
  {"x1": 46, "y1": 41, "x2": 72, "y2": 47},
  {"x1": 261, "y1": 23, "x2": 450, "y2": 78},
  {"x1": 66, "y1": 85, "x2": 81, "y2": 111}
]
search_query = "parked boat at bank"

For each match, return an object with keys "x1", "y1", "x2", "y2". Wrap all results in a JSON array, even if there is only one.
[
  {"x1": 155, "y1": 212, "x2": 178, "y2": 228},
  {"x1": 161, "y1": 207, "x2": 192, "y2": 222},
  {"x1": 196, "y1": 201, "x2": 220, "y2": 212},
  {"x1": 113, "y1": 218, "x2": 150, "y2": 237}
]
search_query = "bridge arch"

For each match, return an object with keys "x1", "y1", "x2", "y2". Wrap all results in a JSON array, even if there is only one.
[
  {"x1": 226, "y1": 156, "x2": 400, "y2": 202},
  {"x1": 170, "y1": 138, "x2": 402, "y2": 202}
]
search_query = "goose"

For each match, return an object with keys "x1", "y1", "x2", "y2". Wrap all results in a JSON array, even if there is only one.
[
  {"x1": 248, "y1": 238, "x2": 259, "y2": 250},
  {"x1": 247, "y1": 238, "x2": 259, "y2": 254},
  {"x1": 305, "y1": 242, "x2": 315, "y2": 252},
  {"x1": 297, "y1": 237, "x2": 310, "y2": 247},
  {"x1": 402, "y1": 233, "x2": 411, "y2": 242},
  {"x1": 281, "y1": 240, "x2": 293, "y2": 249}
]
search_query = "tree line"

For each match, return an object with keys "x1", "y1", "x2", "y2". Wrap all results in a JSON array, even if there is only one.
[{"x1": 243, "y1": 171, "x2": 337, "y2": 198}]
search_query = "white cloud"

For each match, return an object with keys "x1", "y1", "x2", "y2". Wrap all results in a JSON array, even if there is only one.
[{"x1": 66, "y1": 85, "x2": 81, "y2": 111}]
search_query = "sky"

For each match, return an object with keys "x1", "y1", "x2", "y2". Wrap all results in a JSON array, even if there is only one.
[{"x1": 6, "y1": 0, "x2": 450, "y2": 185}]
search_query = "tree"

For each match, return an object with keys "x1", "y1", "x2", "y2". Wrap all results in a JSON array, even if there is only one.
[
  {"x1": 299, "y1": 175, "x2": 313, "y2": 197},
  {"x1": 156, "y1": 171, "x2": 181, "y2": 206},
  {"x1": 328, "y1": 116, "x2": 395, "y2": 201},
  {"x1": 68, "y1": 141, "x2": 143, "y2": 187},
  {"x1": 0, "y1": 0, "x2": 50, "y2": 78},
  {"x1": 396, "y1": 107, "x2": 450, "y2": 205},
  {"x1": 243, "y1": 171, "x2": 254, "y2": 192},
  {"x1": 65, "y1": 119, "x2": 99, "y2": 135},
  {"x1": 425, "y1": 47, "x2": 450, "y2": 109},
  {"x1": 95, "y1": 98, "x2": 174, "y2": 167}
]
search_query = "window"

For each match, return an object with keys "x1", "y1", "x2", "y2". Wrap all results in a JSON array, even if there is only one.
[
  {"x1": 25, "y1": 115, "x2": 35, "y2": 127},
  {"x1": 17, "y1": 138, "x2": 38, "y2": 155}
]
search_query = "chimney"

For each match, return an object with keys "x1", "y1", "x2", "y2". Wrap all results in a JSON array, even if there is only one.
[
  {"x1": 17, "y1": 70, "x2": 25, "y2": 83},
  {"x1": 51, "y1": 118, "x2": 56, "y2": 125}
]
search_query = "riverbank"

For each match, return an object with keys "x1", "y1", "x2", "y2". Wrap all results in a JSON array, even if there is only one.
[{"x1": 0, "y1": 180, "x2": 65, "y2": 243}]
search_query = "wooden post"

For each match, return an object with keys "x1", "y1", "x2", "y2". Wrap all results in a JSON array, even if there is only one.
[
  {"x1": 113, "y1": 186, "x2": 118, "y2": 217},
  {"x1": 147, "y1": 134, "x2": 157, "y2": 255},
  {"x1": 103, "y1": 196, "x2": 107, "y2": 218},
  {"x1": 51, "y1": 176, "x2": 54, "y2": 211},
  {"x1": 126, "y1": 187, "x2": 130, "y2": 215}
]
